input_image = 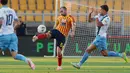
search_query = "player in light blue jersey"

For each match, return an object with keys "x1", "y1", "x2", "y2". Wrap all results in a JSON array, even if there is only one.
[
  {"x1": 0, "y1": 0, "x2": 35, "y2": 70},
  {"x1": 71, "y1": 5, "x2": 128, "y2": 69}
]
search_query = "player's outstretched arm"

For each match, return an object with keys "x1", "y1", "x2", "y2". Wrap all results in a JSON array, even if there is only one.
[
  {"x1": 14, "y1": 20, "x2": 20, "y2": 30},
  {"x1": 88, "y1": 8, "x2": 94, "y2": 22},
  {"x1": 70, "y1": 15, "x2": 76, "y2": 37},
  {"x1": 70, "y1": 22, "x2": 76, "y2": 37}
]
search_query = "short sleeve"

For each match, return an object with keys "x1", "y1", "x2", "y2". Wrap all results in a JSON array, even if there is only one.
[
  {"x1": 12, "y1": 10, "x2": 18, "y2": 21},
  {"x1": 93, "y1": 14, "x2": 100, "y2": 19},
  {"x1": 0, "y1": 10, "x2": 3, "y2": 19},
  {"x1": 69, "y1": 15, "x2": 75, "y2": 23},
  {"x1": 101, "y1": 17, "x2": 110, "y2": 25}
]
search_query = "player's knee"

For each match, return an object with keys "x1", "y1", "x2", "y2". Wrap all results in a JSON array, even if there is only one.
[
  {"x1": 57, "y1": 51, "x2": 61, "y2": 56},
  {"x1": 101, "y1": 53, "x2": 108, "y2": 56},
  {"x1": 101, "y1": 51, "x2": 108, "y2": 56},
  {"x1": 13, "y1": 56, "x2": 17, "y2": 60},
  {"x1": 57, "y1": 47, "x2": 62, "y2": 55},
  {"x1": 85, "y1": 48, "x2": 91, "y2": 53}
]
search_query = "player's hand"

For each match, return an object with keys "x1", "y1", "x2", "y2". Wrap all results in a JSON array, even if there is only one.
[
  {"x1": 32, "y1": 35, "x2": 38, "y2": 42},
  {"x1": 89, "y1": 8, "x2": 94, "y2": 14},
  {"x1": 70, "y1": 31, "x2": 75, "y2": 38}
]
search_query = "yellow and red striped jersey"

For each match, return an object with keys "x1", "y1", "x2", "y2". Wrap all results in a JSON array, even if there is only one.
[{"x1": 56, "y1": 15, "x2": 75, "y2": 37}]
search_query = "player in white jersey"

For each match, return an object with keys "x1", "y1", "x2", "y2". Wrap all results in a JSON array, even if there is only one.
[
  {"x1": 0, "y1": 0, "x2": 35, "y2": 70},
  {"x1": 71, "y1": 5, "x2": 128, "y2": 69}
]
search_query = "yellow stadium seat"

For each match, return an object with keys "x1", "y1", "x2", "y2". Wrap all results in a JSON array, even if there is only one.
[
  {"x1": 113, "y1": 0, "x2": 122, "y2": 22},
  {"x1": 45, "y1": 0, "x2": 53, "y2": 10},
  {"x1": 71, "y1": 3, "x2": 79, "y2": 11},
  {"x1": 113, "y1": 15, "x2": 121, "y2": 23},
  {"x1": 80, "y1": 0, "x2": 87, "y2": 12},
  {"x1": 17, "y1": 10, "x2": 26, "y2": 21},
  {"x1": 124, "y1": 16, "x2": 130, "y2": 27},
  {"x1": 26, "y1": 10, "x2": 34, "y2": 21},
  {"x1": 54, "y1": 0, "x2": 60, "y2": 11},
  {"x1": 44, "y1": 10, "x2": 51, "y2": 22},
  {"x1": 35, "y1": 11, "x2": 43, "y2": 22},
  {"x1": 106, "y1": 0, "x2": 113, "y2": 9},
  {"x1": 79, "y1": 12, "x2": 86, "y2": 22},
  {"x1": 11, "y1": 0, "x2": 19, "y2": 10},
  {"x1": 36, "y1": 0, "x2": 45, "y2": 10},
  {"x1": 8, "y1": 0, "x2": 11, "y2": 7},
  {"x1": 114, "y1": 0, "x2": 122, "y2": 10},
  {"x1": 88, "y1": 0, "x2": 96, "y2": 7},
  {"x1": 19, "y1": 0, "x2": 27, "y2": 10},
  {"x1": 79, "y1": 16, "x2": 86, "y2": 22},
  {"x1": 97, "y1": 0, "x2": 105, "y2": 8},
  {"x1": 123, "y1": 0, "x2": 130, "y2": 10},
  {"x1": 51, "y1": 11, "x2": 55, "y2": 22},
  {"x1": 123, "y1": 0, "x2": 130, "y2": 27},
  {"x1": 28, "y1": 0, "x2": 36, "y2": 10}
]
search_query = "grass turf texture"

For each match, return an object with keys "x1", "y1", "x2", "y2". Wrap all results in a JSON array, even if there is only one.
[{"x1": 0, "y1": 57, "x2": 129, "y2": 73}]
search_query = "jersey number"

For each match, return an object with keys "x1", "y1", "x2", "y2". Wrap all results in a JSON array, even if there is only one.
[{"x1": 6, "y1": 14, "x2": 13, "y2": 26}]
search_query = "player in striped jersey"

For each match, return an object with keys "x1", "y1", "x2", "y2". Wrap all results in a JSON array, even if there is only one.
[{"x1": 32, "y1": 6, "x2": 76, "y2": 70}]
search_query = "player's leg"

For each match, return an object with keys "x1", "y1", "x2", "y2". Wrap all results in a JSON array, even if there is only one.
[
  {"x1": 0, "y1": 35, "x2": 8, "y2": 55},
  {"x1": 36, "y1": 31, "x2": 51, "y2": 39},
  {"x1": 11, "y1": 51, "x2": 35, "y2": 70},
  {"x1": 101, "y1": 50, "x2": 121, "y2": 56},
  {"x1": 101, "y1": 50, "x2": 128, "y2": 63},
  {"x1": 56, "y1": 46, "x2": 63, "y2": 70},
  {"x1": 55, "y1": 30, "x2": 65, "y2": 70},
  {"x1": 99, "y1": 35, "x2": 128, "y2": 63},
  {"x1": 32, "y1": 29, "x2": 55, "y2": 42},
  {"x1": 9, "y1": 33, "x2": 35, "y2": 70},
  {"x1": 71, "y1": 35, "x2": 105, "y2": 69},
  {"x1": 71, "y1": 44, "x2": 96, "y2": 69}
]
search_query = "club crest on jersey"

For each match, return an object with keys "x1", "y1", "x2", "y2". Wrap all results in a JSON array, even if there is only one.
[{"x1": 61, "y1": 19, "x2": 67, "y2": 26}]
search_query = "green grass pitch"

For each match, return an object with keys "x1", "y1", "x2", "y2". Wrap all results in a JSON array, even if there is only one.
[{"x1": 0, "y1": 57, "x2": 129, "y2": 73}]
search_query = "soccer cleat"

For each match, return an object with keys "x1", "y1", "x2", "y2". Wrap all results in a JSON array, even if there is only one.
[
  {"x1": 56, "y1": 66, "x2": 62, "y2": 71},
  {"x1": 71, "y1": 62, "x2": 80, "y2": 69},
  {"x1": 122, "y1": 52, "x2": 128, "y2": 63},
  {"x1": 27, "y1": 58, "x2": 35, "y2": 70}
]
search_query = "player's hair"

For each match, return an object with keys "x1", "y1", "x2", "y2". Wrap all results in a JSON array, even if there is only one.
[
  {"x1": 60, "y1": 6, "x2": 67, "y2": 10},
  {"x1": 1, "y1": 0, "x2": 8, "y2": 5},
  {"x1": 100, "y1": 5, "x2": 109, "y2": 12}
]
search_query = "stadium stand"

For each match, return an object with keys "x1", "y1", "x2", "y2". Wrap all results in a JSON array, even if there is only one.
[
  {"x1": 44, "y1": 10, "x2": 51, "y2": 22},
  {"x1": 35, "y1": 10, "x2": 43, "y2": 22},
  {"x1": 123, "y1": 0, "x2": 130, "y2": 27},
  {"x1": 36, "y1": 0, "x2": 45, "y2": 10},
  {"x1": 19, "y1": 0, "x2": 27, "y2": 10},
  {"x1": 45, "y1": 0, "x2": 53, "y2": 10},
  {"x1": 0, "y1": 0, "x2": 128, "y2": 25},
  {"x1": 28, "y1": 0, "x2": 36, "y2": 10},
  {"x1": 26, "y1": 10, "x2": 34, "y2": 22},
  {"x1": 11, "y1": 0, "x2": 19, "y2": 10},
  {"x1": 17, "y1": 10, "x2": 26, "y2": 21}
]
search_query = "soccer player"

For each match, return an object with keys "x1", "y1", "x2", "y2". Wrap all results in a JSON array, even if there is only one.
[
  {"x1": 71, "y1": 5, "x2": 128, "y2": 69},
  {"x1": 32, "y1": 6, "x2": 76, "y2": 70},
  {"x1": 0, "y1": 0, "x2": 35, "y2": 70}
]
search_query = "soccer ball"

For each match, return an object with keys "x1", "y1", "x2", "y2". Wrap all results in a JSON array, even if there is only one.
[{"x1": 37, "y1": 24, "x2": 46, "y2": 33}]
